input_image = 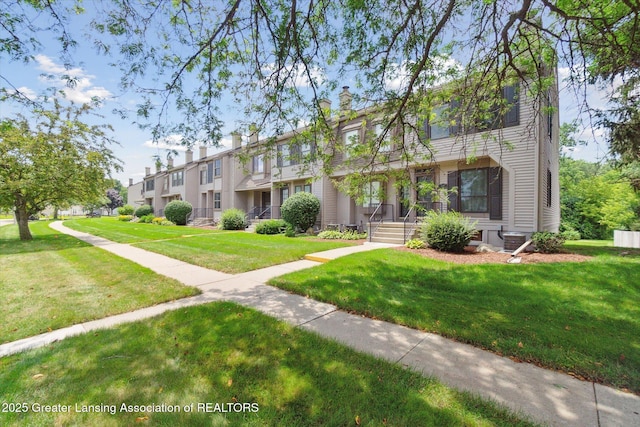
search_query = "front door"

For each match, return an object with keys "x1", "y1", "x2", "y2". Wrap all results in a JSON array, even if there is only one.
[
  {"x1": 261, "y1": 192, "x2": 271, "y2": 218},
  {"x1": 399, "y1": 186, "x2": 411, "y2": 218}
]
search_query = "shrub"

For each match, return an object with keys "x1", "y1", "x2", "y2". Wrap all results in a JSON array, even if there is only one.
[
  {"x1": 531, "y1": 231, "x2": 566, "y2": 253},
  {"x1": 284, "y1": 224, "x2": 296, "y2": 237},
  {"x1": 135, "y1": 204, "x2": 153, "y2": 218},
  {"x1": 317, "y1": 230, "x2": 343, "y2": 239},
  {"x1": 118, "y1": 215, "x2": 133, "y2": 222},
  {"x1": 255, "y1": 219, "x2": 287, "y2": 235},
  {"x1": 405, "y1": 239, "x2": 426, "y2": 249},
  {"x1": 139, "y1": 214, "x2": 155, "y2": 224},
  {"x1": 220, "y1": 208, "x2": 247, "y2": 230},
  {"x1": 561, "y1": 229, "x2": 581, "y2": 241},
  {"x1": 317, "y1": 229, "x2": 368, "y2": 240},
  {"x1": 164, "y1": 200, "x2": 193, "y2": 225},
  {"x1": 340, "y1": 230, "x2": 367, "y2": 240},
  {"x1": 281, "y1": 191, "x2": 320, "y2": 232},
  {"x1": 420, "y1": 211, "x2": 477, "y2": 253},
  {"x1": 118, "y1": 205, "x2": 135, "y2": 215},
  {"x1": 152, "y1": 217, "x2": 166, "y2": 225}
]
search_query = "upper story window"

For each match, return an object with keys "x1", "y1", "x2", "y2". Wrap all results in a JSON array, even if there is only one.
[
  {"x1": 343, "y1": 128, "x2": 360, "y2": 158},
  {"x1": 253, "y1": 155, "x2": 264, "y2": 173},
  {"x1": 145, "y1": 180, "x2": 155, "y2": 191},
  {"x1": 426, "y1": 85, "x2": 519, "y2": 139},
  {"x1": 374, "y1": 123, "x2": 392, "y2": 152},
  {"x1": 207, "y1": 162, "x2": 214, "y2": 183},
  {"x1": 200, "y1": 169, "x2": 207, "y2": 185},
  {"x1": 277, "y1": 142, "x2": 315, "y2": 167},
  {"x1": 277, "y1": 144, "x2": 291, "y2": 167},
  {"x1": 171, "y1": 170, "x2": 184, "y2": 187},
  {"x1": 214, "y1": 158, "x2": 222, "y2": 177}
]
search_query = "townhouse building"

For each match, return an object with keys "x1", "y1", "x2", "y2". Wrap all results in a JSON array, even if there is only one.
[{"x1": 129, "y1": 73, "x2": 560, "y2": 248}]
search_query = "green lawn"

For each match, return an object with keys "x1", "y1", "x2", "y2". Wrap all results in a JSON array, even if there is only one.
[
  {"x1": 269, "y1": 244, "x2": 640, "y2": 393},
  {"x1": 65, "y1": 217, "x2": 353, "y2": 273},
  {"x1": 0, "y1": 221, "x2": 199, "y2": 343},
  {"x1": 0, "y1": 302, "x2": 537, "y2": 427}
]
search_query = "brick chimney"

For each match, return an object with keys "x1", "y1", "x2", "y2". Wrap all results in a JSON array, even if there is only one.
[
  {"x1": 339, "y1": 86, "x2": 352, "y2": 114},
  {"x1": 319, "y1": 98, "x2": 331, "y2": 115},
  {"x1": 145, "y1": 167, "x2": 151, "y2": 176},
  {"x1": 232, "y1": 132, "x2": 242, "y2": 149},
  {"x1": 249, "y1": 123, "x2": 259, "y2": 144}
]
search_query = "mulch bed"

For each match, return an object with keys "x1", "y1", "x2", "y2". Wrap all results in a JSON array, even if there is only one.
[{"x1": 395, "y1": 246, "x2": 593, "y2": 264}]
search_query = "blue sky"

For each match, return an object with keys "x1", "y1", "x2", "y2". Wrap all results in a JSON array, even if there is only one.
[{"x1": 1, "y1": 9, "x2": 613, "y2": 188}]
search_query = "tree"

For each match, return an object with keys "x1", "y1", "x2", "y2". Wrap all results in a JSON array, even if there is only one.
[
  {"x1": 0, "y1": 101, "x2": 121, "y2": 240},
  {"x1": 104, "y1": 188, "x2": 123, "y2": 215},
  {"x1": 2, "y1": 1, "x2": 639, "y2": 178}
]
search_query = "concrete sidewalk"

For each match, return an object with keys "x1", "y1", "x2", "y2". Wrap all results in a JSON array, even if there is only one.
[{"x1": 3, "y1": 221, "x2": 639, "y2": 426}]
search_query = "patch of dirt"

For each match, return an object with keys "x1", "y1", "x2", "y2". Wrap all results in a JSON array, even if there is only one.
[{"x1": 395, "y1": 246, "x2": 593, "y2": 264}]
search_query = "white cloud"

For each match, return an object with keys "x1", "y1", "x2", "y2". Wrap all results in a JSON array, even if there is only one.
[
  {"x1": 143, "y1": 135, "x2": 190, "y2": 151},
  {"x1": 10, "y1": 86, "x2": 38, "y2": 100},
  {"x1": 34, "y1": 54, "x2": 112, "y2": 104}
]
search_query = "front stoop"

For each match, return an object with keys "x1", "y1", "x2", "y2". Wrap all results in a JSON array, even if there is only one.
[{"x1": 369, "y1": 222, "x2": 418, "y2": 244}]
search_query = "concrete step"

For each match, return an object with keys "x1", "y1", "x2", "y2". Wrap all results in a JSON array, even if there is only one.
[{"x1": 370, "y1": 236, "x2": 406, "y2": 244}]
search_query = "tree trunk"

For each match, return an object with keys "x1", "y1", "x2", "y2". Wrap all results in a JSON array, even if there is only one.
[
  {"x1": 53, "y1": 207, "x2": 59, "y2": 220},
  {"x1": 14, "y1": 200, "x2": 33, "y2": 241}
]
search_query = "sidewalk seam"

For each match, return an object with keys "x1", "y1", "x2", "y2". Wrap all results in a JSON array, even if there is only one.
[
  {"x1": 396, "y1": 335, "x2": 428, "y2": 365},
  {"x1": 297, "y1": 308, "x2": 338, "y2": 327}
]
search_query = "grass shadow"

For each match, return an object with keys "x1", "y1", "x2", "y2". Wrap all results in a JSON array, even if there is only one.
[
  {"x1": 0, "y1": 303, "x2": 537, "y2": 426},
  {"x1": 269, "y1": 249, "x2": 640, "y2": 393},
  {"x1": 0, "y1": 222, "x2": 90, "y2": 255}
]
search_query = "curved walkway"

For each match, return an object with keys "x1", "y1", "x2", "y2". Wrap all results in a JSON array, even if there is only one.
[{"x1": 2, "y1": 221, "x2": 638, "y2": 426}]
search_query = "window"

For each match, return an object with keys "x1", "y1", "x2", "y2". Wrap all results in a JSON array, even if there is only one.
[
  {"x1": 200, "y1": 169, "x2": 207, "y2": 185},
  {"x1": 253, "y1": 155, "x2": 264, "y2": 173},
  {"x1": 277, "y1": 144, "x2": 291, "y2": 167},
  {"x1": 460, "y1": 169, "x2": 488, "y2": 212},
  {"x1": 363, "y1": 181, "x2": 382, "y2": 207},
  {"x1": 278, "y1": 142, "x2": 315, "y2": 167},
  {"x1": 426, "y1": 85, "x2": 518, "y2": 137},
  {"x1": 427, "y1": 104, "x2": 451, "y2": 140},
  {"x1": 207, "y1": 162, "x2": 213, "y2": 183},
  {"x1": 280, "y1": 186, "x2": 290, "y2": 203},
  {"x1": 447, "y1": 167, "x2": 502, "y2": 219},
  {"x1": 416, "y1": 170, "x2": 434, "y2": 210},
  {"x1": 171, "y1": 171, "x2": 184, "y2": 187},
  {"x1": 294, "y1": 184, "x2": 312, "y2": 194},
  {"x1": 214, "y1": 158, "x2": 222, "y2": 177},
  {"x1": 547, "y1": 169, "x2": 552, "y2": 207},
  {"x1": 163, "y1": 177, "x2": 169, "y2": 191},
  {"x1": 374, "y1": 123, "x2": 392, "y2": 151},
  {"x1": 546, "y1": 89, "x2": 553, "y2": 140},
  {"x1": 343, "y1": 129, "x2": 360, "y2": 158},
  {"x1": 145, "y1": 180, "x2": 154, "y2": 191},
  {"x1": 214, "y1": 192, "x2": 221, "y2": 209},
  {"x1": 502, "y1": 85, "x2": 519, "y2": 128}
]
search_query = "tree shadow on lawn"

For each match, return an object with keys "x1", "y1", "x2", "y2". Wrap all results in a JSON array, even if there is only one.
[
  {"x1": 0, "y1": 222, "x2": 90, "y2": 256},
  {"x1": 270, "y1": 250, "x2": 640, "y2": 393},
  {"x1": 0, "y1": 302, "x2": 535, "y2": 426}
]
